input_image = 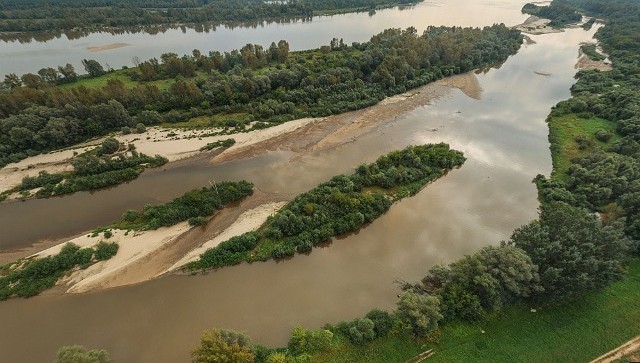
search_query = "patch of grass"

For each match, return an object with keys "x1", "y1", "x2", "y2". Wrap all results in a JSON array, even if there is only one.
[
  {"x1": 425, "y1": 259, "x2": 640, "y2": 362},
  {"x1": 58, "y1": 69, "x2": 136, "y2": 89},
  {"x1": 548, "y1": 114, "x2": 619, "y2": 181},
  {"x1": 310, "y1": 260, "x2": 640, "y2": 362},
  {"x1": 581, "y1": 44, "x2": 606, "y2": 61},
  {"x1": 58, "y1": 70, "x2": 209, "y2": 91},
  {"x1": 310, "y1": 330, "x2": 423, "y2": 363}
]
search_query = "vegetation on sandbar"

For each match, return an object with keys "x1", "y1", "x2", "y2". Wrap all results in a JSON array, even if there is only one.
[
  {"x1": 0, "y1": 138, "x2": 168, "y2": 201},
  {"x1": 113, "y1": 180, "x2": 254, "y2": 231},
  {"x1": 0, "y1": 241, "x2": 119, "y2": 300},
  {"x1": 187, "y1": 143, "x2": 465, "y2": 270}
]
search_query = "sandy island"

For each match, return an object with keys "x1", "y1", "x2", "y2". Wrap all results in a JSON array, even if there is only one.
[
  {"x1": 514, "y1": 16, "x2": 563, "y2": 35},
  {"x1": 1, "y1": 72, "x2": 483, "y2": 293},
  {"x1": 86, "y1": 42, "x2": 130, "y2": 52}
]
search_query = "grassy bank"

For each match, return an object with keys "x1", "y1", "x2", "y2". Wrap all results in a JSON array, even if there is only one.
[
  {"x1": 305, "y1": 259, "x2": 640, "y2": 363},
  {"x1": 547, "y1": 113, "x2": 619, "y2": 180}
]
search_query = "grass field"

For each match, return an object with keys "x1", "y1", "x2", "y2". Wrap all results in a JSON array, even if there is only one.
[
  {"x1": 60, "y1": 69, "x2": 209, "y2": 91},
  {"x1": 547, "y1": 113, "x2": 619, "y2": 181},
  {"x1": 310, "y1": 259, "x2": 640, "y2": 363}
]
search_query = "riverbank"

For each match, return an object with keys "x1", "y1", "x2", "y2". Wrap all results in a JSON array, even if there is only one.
[
  {"x1": 301, "y1": 259, "x2": 640, "y2": 363},
  {"x1": 0, "y1": 70, "x2": 478, "y2": 198}
]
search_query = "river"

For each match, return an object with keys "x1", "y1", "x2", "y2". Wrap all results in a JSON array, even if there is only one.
[
  {"x1": 0, "y1": 0, "x2": 529, "y2": 78},
  {"x1": 0, "y1": 2, "x2": 599, "y2": 362}
]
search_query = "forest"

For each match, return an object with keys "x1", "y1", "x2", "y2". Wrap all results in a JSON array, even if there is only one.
[
  {"x1": 0, "y1": 24, "x2": 521, "y2": 168},
  {"x1": 187, "y1": 143, "x2": 466, "y2": 270},
  {"x1": 0, "y1": 0, "x2": 420, "y2": 33}
]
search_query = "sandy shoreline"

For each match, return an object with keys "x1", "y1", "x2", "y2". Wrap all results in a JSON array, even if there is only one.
[{"x1": 0, "y1": 71, "x2": 481, "y2": 293}]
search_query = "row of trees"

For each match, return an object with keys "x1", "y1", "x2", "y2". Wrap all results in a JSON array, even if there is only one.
[
  {"x1": 114, "y1": 180, "x2": 254, "y2": 230},
  {"x1": 0, "y1": 24, "x2": 521, "y2": 168},
  {"x1": 0, "y1": 0, "x2": 420, "y2": 33},
  {"x1": 187, "y1": 143, "x2": 466, "y2": 270}
]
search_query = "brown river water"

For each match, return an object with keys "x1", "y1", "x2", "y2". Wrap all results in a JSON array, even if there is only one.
[{"x1": 0, "y1": 3, "x2": 602, "y2": 362}]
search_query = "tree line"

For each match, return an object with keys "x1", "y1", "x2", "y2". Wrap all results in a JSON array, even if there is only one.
[
  {"x1": 0, "y1": 24, "x2": 521, "y2": 168},
  {"x1": 0, "y1": 0, "x2": 420, "y2": 33},
  {"x1": 187, "y1": 143, "x2": 466, "y2": 270},
  {"x1": 113, "y1": 180, "x2": 254, "y2": 230}
]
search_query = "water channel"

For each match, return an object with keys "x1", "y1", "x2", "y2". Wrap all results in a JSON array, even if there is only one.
[
  {"x1": 0, "y1": 0, "x2": 529, "y2": 78},
  {"x1": 0, "y1": 1, "x2": 600, "y2": 362}
]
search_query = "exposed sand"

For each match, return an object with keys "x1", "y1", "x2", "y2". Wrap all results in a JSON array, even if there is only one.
[
  {"x1": 33, "y1": 222, "x2": 191, "y2": 293},
  {"x1": 86, "y1": 42, "x2": 130, "y2": 52},
  {"x1": 2, "y1": 70, "x2": 483, "y2": 293},
  {"x1": 163, "y1": 201, "x2": 286, "y2": 273},
  {"x1": 576, "y1": 43, "x2": 613, "y2": 71},
  {"x1": 514, "y1": 16, "x2": 563, "y2": 35},
  {"x1": 0, "y1": 145, "x2": 94, "y2": 194},
  {"x1": 0, "y1": 119, "x2": 319, "y2": 197}
]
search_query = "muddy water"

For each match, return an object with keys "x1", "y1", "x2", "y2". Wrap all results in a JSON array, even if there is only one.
[
  {"x1": 0, "y1": 0, "x2": 529, "y2": 78},
  {"x1": 0, "y1": 24, "x2": 601, "y2": 362}
]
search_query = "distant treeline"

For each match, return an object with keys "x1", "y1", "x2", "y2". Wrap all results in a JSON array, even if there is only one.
[
  {"x1": 0, "y1": 0, "x2": 420, "y2": 33},
  {"x1": 187, "y1": 143, "x2": 466, "y2": 270},
  {"x1": 0, "y1": 24, "x2": 521, "y2": 168}
]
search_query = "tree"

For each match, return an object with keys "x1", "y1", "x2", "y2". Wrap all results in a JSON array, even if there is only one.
[
  {"x1": 422, "y1": 245, "x2": 541, "y2": 320},
  {"x1": 82, "y1": 59, "x2": 106, "y2": 77},
  {"x1": 396, "y1": 291, "x2": 442, "y2": 337},
  {"x1": 53, "y1": 345, "x2": 110, "y2": 363},
  {"x1": 191, "y1": 329, "x2": 254, "y2": 363},
  {"x1": 58, "y1": 63, "x2": 78, "y2": 83},
  {"x1": 4, "y1": 73, "x2": 22, "y2": 89},
  {"x1": 509, "y1": 201, "x2": 629, "y2": 303},
  {"x1": 100, "y1": 138, "x2": 120, "y2": 155}
]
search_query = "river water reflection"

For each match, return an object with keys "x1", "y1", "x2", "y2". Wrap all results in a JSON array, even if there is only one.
[
  {"x1": 0, "y1": 0, "x2": 529, "y2": 77},
  {"x1": 0, "y1": 20, "x2": 600, "y2": 361}
]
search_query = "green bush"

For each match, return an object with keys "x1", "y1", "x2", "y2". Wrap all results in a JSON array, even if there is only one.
[{"x1": 94, "y1": 241, "x2": 119, "y2": 261}]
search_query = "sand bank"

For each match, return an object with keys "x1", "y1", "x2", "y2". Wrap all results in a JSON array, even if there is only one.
[
  {"x1": 86, "y1": 42, "x2": 130, "y2": 52},
  {"x1": 514, "y1": 16, "x2": 563, "y2": 35},
  {"x1": 163, "y1": 201, "x2": 286, "y2": 273}
]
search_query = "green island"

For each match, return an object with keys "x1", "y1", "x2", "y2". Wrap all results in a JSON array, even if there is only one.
[
  {"x1": 0, "y1": 241, "x2": 118, "y2": 300},
  {"x1": 0, "y1": 0, "x2": 421, "y2": 34},
  {"x1": 0, "y1": 137, "x2": 168, "y2": 201},
  {"x1": 1, "y1": 24, "x2": 521, "y2": 168},
  {"x1": 179, "y1": 1, "x2": 640, "y2": 362},
  {"x1": 187, "y1": 143, "x2": 466, "y2": 270},
  {"x1": 0, "y1": 180, "x2": 253, "y2": 300}
]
